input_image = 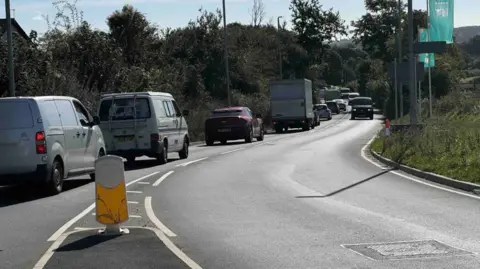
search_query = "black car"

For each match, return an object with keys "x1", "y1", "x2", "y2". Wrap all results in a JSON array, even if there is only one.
[
  {"x1": 326, "y1": 101, "x2": 340, "y2": 114},
  {"x1": 350, "y1": 97, "x2": 374, "y2": 120},
  {"x1": 204, "y1": 106, "x2": 264, "y2": 146}
]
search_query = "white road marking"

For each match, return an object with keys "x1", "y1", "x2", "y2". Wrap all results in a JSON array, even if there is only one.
[
  {"x1": 128, "y1": 201, "x2": 139, "y2": 204},
  {"x1": 127, "y1": 190, "x2": 142, "y2": 194},
  {"x1": 137, "y1": 181, "x2": 150, "y2": 185},
  {"x1": 175, "y1": 157, "x2": 208, "y2": 167},
  {"x1": 361, "y1": 135, "x2": 480, "y2": 200},
  {"x1": 34, "y1": 227, "x2": 203, "y2": 269},
  {"x1": 46, "y1": 171, "x2": 160, "y2": 242},
  {"x1": 220, "y1": 148, "x2": 245, "y2": 155},
  {"x1": 130, "y1": 215, "x2": 142, "y2": 218},
  {"x1": 152, "y1": 171, "x2": 175, "y2": 187},
  {"x1": 144, "y1": 196, "x2": 177, "y2": 237}
]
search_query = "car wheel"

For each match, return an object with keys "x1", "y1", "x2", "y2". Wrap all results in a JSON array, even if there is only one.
[
  {"x1": 257, "y1": 127, "x2": 264, "y2": 141},
  {"x1": 206, "y1": 139, "x2": 214, "y2": 146},
  {"x1": 179, "y1": 137, "x2": 189, "y2": 159},
  {"x1": 220, "y1": 140, "x2": 227, "y2": 145},
  {"x1": 45, "y1": 159, "x2": 64, "y2": 195},
  {"x1": 245, "y1": 127, "x2": 253, "y2": 143},
  {"x1": 275, "y1": 126, "x2": 283, "y2": 133},
  {"x1": 157, "y1": 141, "x2": 168, "y2": 164},
  {"x1": 369, "y1": 115, "x2": 374, "y2": 120},
  {"x1": 90, "y1": 149, "x2": 105, "y2": 181},
  {"x1": 328, "y1": 116, "x2": 332, "y2": 120}
]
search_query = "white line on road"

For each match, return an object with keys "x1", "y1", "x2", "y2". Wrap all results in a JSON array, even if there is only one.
[
  {"x1": 152, "y1": 171, "x2": 174, "y2": 187},
  {"x1": 130, "y1": 215, "x2": 142, "y2": 218},
  {"x1": 144, "y1": 196, "x2": 177, "y2": 237},
  {"x1": 127, "y1": 190, "x2": 142, "y2": 194},
  {"x1": 46, "y1": 171, "x2": 160, "y2": 242},
  {"x1": 137, "y1": 181, "x2": 150, "y2": 185},
  {"x1": 361, "y1": 135, "x2": 480, "y2": 200},
  {"x1": 220, "y1": 148, "x2": 245, "y2": 155},
  {"x1": 175, "y1": 157, "x2": 208, "y2": 167},
  {"x1": 128, "y1": 201, "x2": 139, "y2": 204}
]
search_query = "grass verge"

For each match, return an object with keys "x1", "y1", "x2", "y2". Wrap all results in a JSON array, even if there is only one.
[{"x1": 371, "y1": 91, "x2": 480, "y2": 184}]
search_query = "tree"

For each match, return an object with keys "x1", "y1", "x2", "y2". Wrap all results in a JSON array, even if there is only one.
[
  {"x1": 351, "y1": 0, "x2": 402, "y2": 62},
  {"x1": 289, "y1": 0, "x2": 347, "y2": 61},
  {"x1": 249, "y1": 0, "x2": 266, "y2": 27}
]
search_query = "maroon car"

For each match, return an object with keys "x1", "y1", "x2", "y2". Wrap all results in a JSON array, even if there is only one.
[{"x1": 204, "y1": 106, "x2": 265, "y2": 146}]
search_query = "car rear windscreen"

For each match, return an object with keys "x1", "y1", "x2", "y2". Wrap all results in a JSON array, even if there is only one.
[
  {"x1": 0, "y1": 101, "x2": 34, "y2": 130},
  {"x1": 211, "y1": 109, "x2": 242, "y2": 117},
  {"x1": 350, "y1": 98, "x2": 372, "y2": 106},
  {"x1": 99, "y1": 98, "x2": 151, "y2": 121}
]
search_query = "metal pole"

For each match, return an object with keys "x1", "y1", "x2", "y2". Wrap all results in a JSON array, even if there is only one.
[
  {"x1": 277, "y1": 16, "x2": 283, "y2": 79},
  {"x1": 394, "y1": 58, "x2": 398, "y2": 120},
  {"x1": 408, "y1": 0, "x2": 417, "y2": 125},
  {"x1": 5, "y1": 0, "x2": 15, "y2": 97},
  {"x1": 222, "y1": 0, "x2": 231, "y2": 107},
  {"x1": 427, "y1": 0, "x2": 433, "y2": 118},
  {"x1": 397, "y1": 0, "x2": 403, "y2": 121}
]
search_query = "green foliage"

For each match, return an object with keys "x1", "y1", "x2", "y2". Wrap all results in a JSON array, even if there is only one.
[{"x1": 372, "y1": 91, "x2": 480, "y2": 184}]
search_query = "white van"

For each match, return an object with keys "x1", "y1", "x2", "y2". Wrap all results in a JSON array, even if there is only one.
[
  {"x1": 0, "y1": 96, "x2": 106, "y2": 194},
  {"x1": 97, "y1": 92, "x2": 190, "y2": 164}
]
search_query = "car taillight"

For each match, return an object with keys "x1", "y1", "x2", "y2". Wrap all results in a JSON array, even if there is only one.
[
  {"x1": 151, "y1": 133, "x2": 160, "y2": 141},
  {"x1": 238, "y1": 116, "x2": 250, "y2": 121},
  {"x1": 272, "y1": 121, "x2": 276, "y2": 125},
  {"x1": 35, "y1": 131, "x2": 47, "y2": 154}
]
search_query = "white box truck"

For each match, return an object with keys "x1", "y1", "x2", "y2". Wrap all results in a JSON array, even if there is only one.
[{"x1": 269, "y1": 79, "x2": 315, "y2": 133}]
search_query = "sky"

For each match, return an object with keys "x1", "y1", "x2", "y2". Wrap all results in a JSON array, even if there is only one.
[{"x1": 1, "y1": 0, "x2": 478, "y2": 35}]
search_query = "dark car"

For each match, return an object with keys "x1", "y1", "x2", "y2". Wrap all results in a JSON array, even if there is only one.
[
  {"x1": 350, "y1": 97, "x2": 374, "y2": 120},
  {"x1": 326, "y1": 101, "x2": 340, "y2": 114},
  {"x1": 204, "y1": 106, "x2": 264, "y2": 146}
]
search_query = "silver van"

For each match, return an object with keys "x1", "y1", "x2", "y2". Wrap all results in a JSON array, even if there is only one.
[
  {"x1": 97, "y1": 92, "x2": 190, "y2": 164},
  {"x1": 0, "y1": 96, "x2": 106, "y2": 194}
]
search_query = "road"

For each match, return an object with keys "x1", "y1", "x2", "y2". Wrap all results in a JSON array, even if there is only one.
[{"x1": 2, "y1": 112, "x2": 480, "y2": 269}]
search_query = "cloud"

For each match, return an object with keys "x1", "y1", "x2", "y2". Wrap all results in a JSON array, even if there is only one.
[{"x1": 32, "y1": 11, "x2": 45, "y2": 21}]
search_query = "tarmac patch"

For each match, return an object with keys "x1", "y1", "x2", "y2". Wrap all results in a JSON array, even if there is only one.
[
  {"x1": 342, "y1": 240, "x2": 473, "y2": 261},
  {"x1": 43, "y1": 228, "x2": 189, "y2": 269}
]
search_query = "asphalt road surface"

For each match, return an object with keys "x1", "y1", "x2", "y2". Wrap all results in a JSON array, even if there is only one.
[{"x1": 2, "y1": 111, "x2": 480, "y2": 269}]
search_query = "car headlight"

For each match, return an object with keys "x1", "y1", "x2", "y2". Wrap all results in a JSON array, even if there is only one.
[
  {"x1": 368, "y1": 108, "x2": 372, "y2": 111},
  {"x1": 353, "y1": 109, "x2": 357, "y2": 111}
]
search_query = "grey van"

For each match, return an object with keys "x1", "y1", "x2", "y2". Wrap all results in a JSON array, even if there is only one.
[{"x1": 0, "y1": 96, "x2": 106, "y2": 194}]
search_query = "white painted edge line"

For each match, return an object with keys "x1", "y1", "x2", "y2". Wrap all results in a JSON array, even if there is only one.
[
  {"x1": 127, "y1": 190, "x2": 142, "y2": 194},
  {"x1": 46, "y1": 171, "x2": 160, "y2": 242},
  {"x1": 220, "y1": 148, "x2": 245, "y2": 155},
  {"x1": 144, "y1": 196, "x2": 177, "y2": 237},
  {"x1": 34, "y1": 227, "x2": 203, "y2": 269},
  {"x1": 137, "y1": 181, "x2": 150, "y2": 185},
  {"x1": 361, "y1": 135, "x2": 480, "y2": 200},
  {"x1": 127, "y1": 201, "x2": 139, "y2": 204},
  {"x1": 130, "y1": 215, "x2": 142, "y2": 218},
  {"x1": 147, "y1": 227, "x2": 203, "y2": 269},
  {"x1": 152, "y1": 171, "x2": 175, "y2": 187},
  {"x1": 175, "y1": 157, "x2": 208, "y2": 167}
]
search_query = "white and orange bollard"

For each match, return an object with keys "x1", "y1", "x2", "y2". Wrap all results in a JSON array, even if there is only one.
[
  {"x1": 94, "y1": 155, "x2": 130, "y2": 235},
  {"x1": 385, "y1": 119, "x2": 391, "y2": 136}
]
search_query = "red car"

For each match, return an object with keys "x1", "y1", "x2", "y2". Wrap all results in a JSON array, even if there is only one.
[{"x1": 204, "y1": 106, "x2": 265, "y2": 146}]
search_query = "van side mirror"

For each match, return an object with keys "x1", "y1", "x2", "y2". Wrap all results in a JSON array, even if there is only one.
[
  {"x1": 93, "y1": 116, "x2": 100, "y2": 125},
  {"x1": 182, "y1": 110, "x2": 189, "y2": 116}
]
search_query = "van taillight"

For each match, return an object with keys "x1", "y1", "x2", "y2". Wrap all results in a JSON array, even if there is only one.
[
  {"x1": 36, "y1": 131, "x2": 47, "y2": 154},
  {"x1": 151, "y1": 134, "x2": 160, "y2": 141}
]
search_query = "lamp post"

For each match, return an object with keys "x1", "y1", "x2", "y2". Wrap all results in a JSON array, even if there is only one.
[
  {"x1": 5, "y1": 0, "x2": 15, "y2": 96},
  {"x1": 222, "y1": 0, "x2": 231, "y2": 106}
]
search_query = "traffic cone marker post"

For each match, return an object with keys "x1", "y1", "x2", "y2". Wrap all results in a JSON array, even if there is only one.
[
  {"x1": 94, "y1": 155, "x2": 130, "y2": 235},
  {"x1": 385, "y1": 119, "x2": 391, "y2": 136}
]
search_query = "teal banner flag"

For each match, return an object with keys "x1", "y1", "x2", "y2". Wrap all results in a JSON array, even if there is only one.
[
  {"x1": 418, "y1": 28, "x2": 435, "y2": 68},
  {"x1": 429, "y1": 0, "x2": 454, "y2": 44}
]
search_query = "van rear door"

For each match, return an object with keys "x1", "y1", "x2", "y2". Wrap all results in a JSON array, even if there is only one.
[
  {"x1": 98, "y1": 97, "x2": 152, "y2": 152},
  {"x1": 0, "y1": 99, "x2": 40, "y2": 174}
]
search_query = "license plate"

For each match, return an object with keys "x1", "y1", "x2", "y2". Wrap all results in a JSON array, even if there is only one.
[
  {"x1": 116, "y1": 136, "x2": 134, "y2": 142},
  {"x1": 218, "y1": 128, "x2": 231, "y2": 133}
]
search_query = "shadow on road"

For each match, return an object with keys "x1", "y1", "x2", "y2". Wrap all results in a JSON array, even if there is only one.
[
  {"x1": 124, "y1": 158, "x2": 179, "y2": 171},
  {"x1": 197, "y1": 141, "x2": 247, "y2": 147},
  {"x1": 295, "y1": 169, "x2": 395, "y2": 199},
  {"x1": 55, "y1": 234, "x2": 120, "y2": 252},
  {"x1": 0, "y1": 178, "x2": 92, "y2": 208}
]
